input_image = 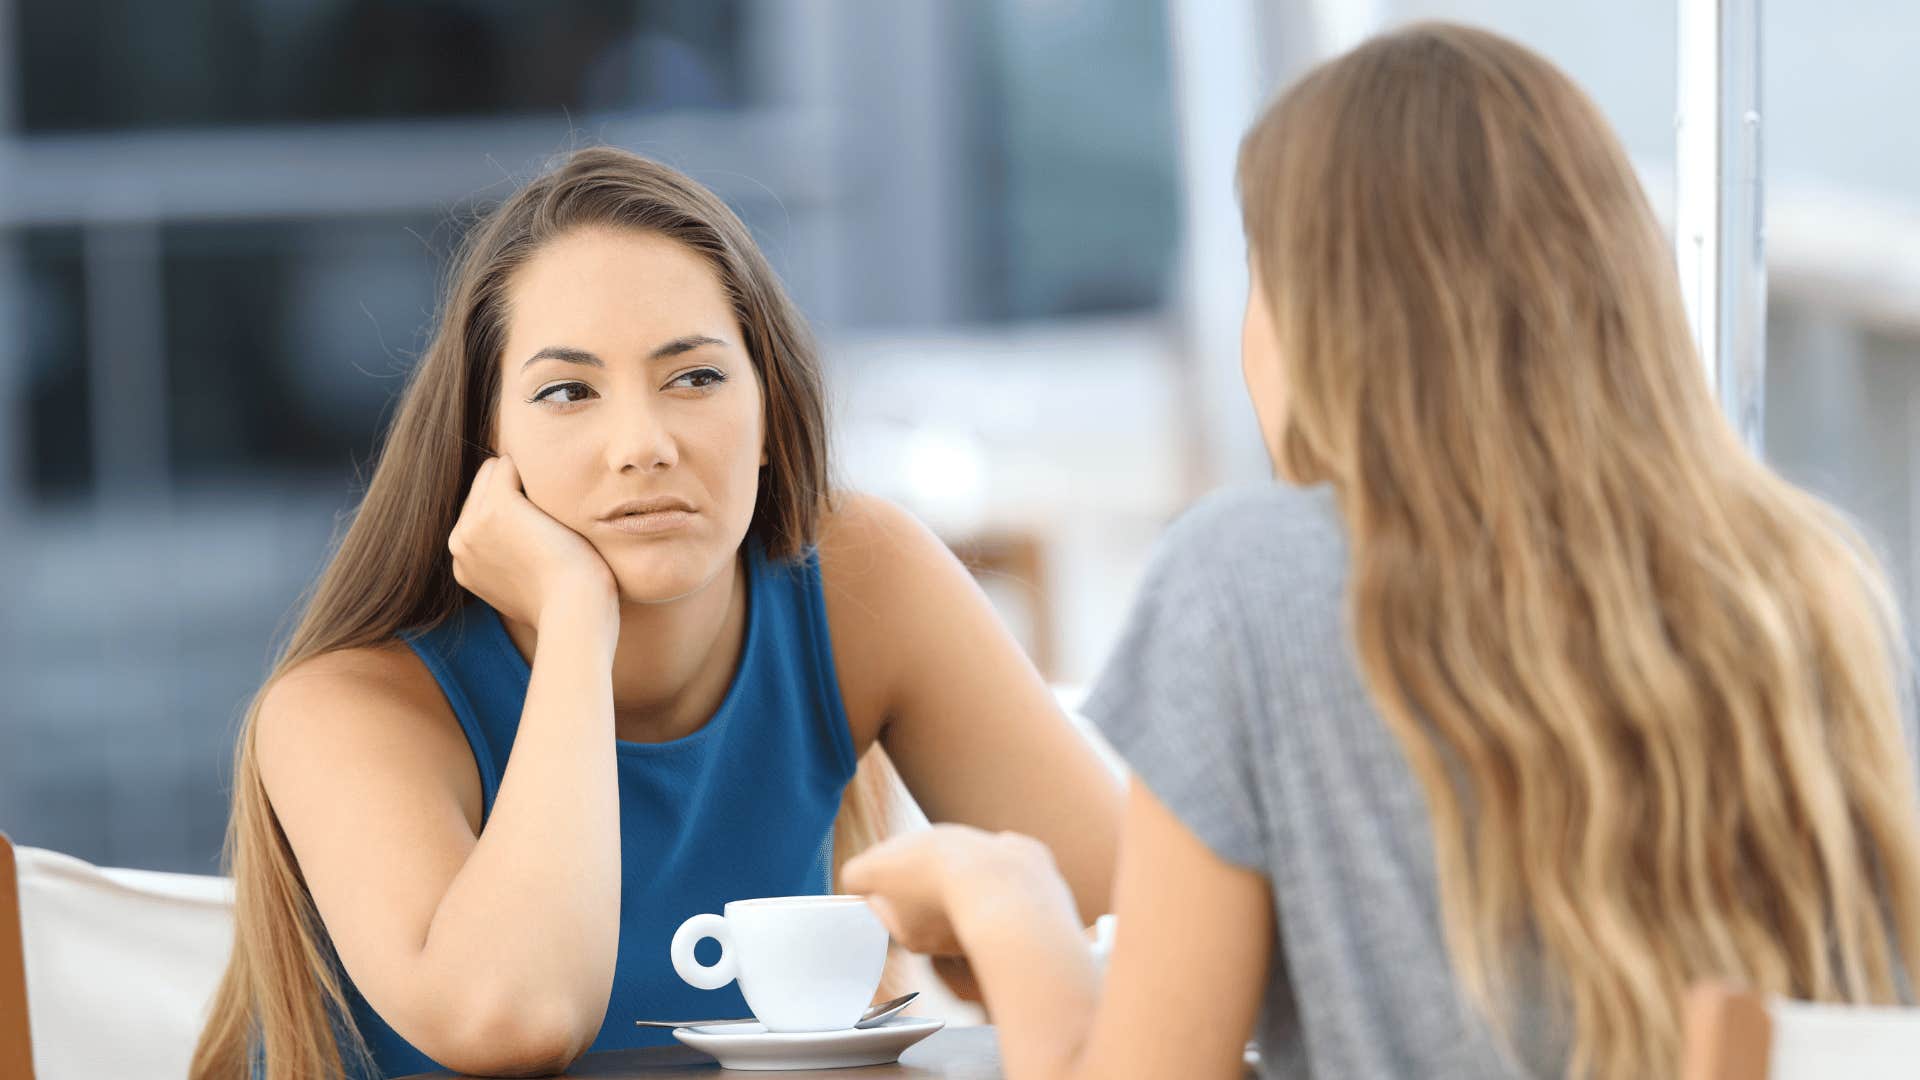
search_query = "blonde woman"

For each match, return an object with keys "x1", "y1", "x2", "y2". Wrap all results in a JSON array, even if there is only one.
[
  {"x1": 846, "y1": 22, "x2": 1920, "y2": 1080},
  {"x1": 188, "y1": 148, "x2": 1122, "y2": 1079}
]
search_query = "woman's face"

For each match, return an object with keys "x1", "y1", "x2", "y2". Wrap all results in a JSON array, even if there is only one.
[
  {"x1": 495, "y1": 226, "x2": 765, "y2": 604},
  {"x1": 1240, "y1": 262, "x2": 1290, "y2": 470}
]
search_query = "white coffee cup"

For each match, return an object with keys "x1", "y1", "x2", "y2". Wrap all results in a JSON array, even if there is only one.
[{"x1": 669, "y1": 895, "x2": 889, "y2": 1032}]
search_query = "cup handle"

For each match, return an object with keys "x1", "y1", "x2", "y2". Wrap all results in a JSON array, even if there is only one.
[{"x1": 670, "y1": 912, "x2": 738, "y2": 991}]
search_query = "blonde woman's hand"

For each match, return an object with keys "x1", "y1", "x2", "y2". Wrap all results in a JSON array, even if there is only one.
[
  {"x1": 448, "y1": 454, "x2": 618, "y2": 630},
  {"x1": 842, "y1": 825, "x2": 1073, "y2": 960}
]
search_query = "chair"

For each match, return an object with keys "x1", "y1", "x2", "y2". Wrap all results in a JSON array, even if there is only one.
[
  {"x1": 0, "y1": 831, "x2": 234, "y2": 1080},
  {"x1": 1682, "y1": 980, "x2": 1920, "y2": 1079}
]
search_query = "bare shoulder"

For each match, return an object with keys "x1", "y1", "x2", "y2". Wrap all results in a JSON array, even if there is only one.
[
  {"x1": 812, "y1": 492, "x2": 969, "y2": 744},
  {"x1": 814, "y1": 491, "x2": 950, "y2": 588},
  {"x1": 256, "y1": 638, "x2": 482, "y2": 833},
  {"x1": 258, "y1": 640, "x2": 457, "y2": 754},
  {"x1": 814, "y1": 491, "x2": 973, "y2": 634}
]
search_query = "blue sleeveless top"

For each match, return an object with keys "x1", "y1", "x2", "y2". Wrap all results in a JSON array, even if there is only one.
[{"x1": 341, "y1": 543, "x2": 859, "y2": 1077}]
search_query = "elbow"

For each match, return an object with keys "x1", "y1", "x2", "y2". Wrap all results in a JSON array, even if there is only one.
[{"x1": 422, "y1": 990, "x2": 603, "y2": 1076}]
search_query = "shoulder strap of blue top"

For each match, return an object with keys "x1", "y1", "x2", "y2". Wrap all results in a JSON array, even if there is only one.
[{"x1": 761, "y1": 543, "x2": 859, "y2": 782}]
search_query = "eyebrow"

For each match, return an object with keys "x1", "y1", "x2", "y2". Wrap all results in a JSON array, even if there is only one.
[{"x1": 519, "y1": 334, "x2": 729, "y2": 371}]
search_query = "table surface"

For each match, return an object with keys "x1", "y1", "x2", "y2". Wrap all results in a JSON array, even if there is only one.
[{"x1": 400, "y1": 1025, "x2": 1004, "y2": 1079}]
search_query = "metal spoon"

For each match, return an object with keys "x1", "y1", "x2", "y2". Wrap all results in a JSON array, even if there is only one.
[{"x1": 634, "y1": 991, "x2": 919, "y2": 1031}]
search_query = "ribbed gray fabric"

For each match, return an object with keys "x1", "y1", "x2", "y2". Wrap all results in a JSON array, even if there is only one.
[{"x1": 1086, "y1": 483, "x2": 1561, "y2": 1079}]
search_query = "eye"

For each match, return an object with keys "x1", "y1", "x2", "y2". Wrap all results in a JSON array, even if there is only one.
[
  {"x1": 667, "y1": 367, "x2": 728, "y2": 391},
  {"x1": 529, "y1": 381, "x2": 596, "y2": 405}
]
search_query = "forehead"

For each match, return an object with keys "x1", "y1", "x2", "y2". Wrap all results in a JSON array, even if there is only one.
[{"x1": 503, "y1": 227, "x2": 737, "y2": 353}]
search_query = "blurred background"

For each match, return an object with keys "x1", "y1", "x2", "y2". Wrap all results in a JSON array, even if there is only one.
[{"x1": 2, "y1": 0, "x2": 1918, "y2": 875}]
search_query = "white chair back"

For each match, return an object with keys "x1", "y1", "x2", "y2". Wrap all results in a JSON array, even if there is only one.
[
  {"x1": 1683, "y1": 981, "x2": 1920, "y2": 1080},
  {"x1": 1768, "y1": 997, "x2": 1920, "y2": 1079},
  {"x1": 7, "y1": 838, "x2": 233, "y2": 1080}
]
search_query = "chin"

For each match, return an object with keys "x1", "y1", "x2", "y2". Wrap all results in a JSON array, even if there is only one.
[{"x1": 604, "y1": 543, "x2": 730, "y2": 605}]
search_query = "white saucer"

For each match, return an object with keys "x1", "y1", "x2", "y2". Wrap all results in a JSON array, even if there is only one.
[{"x1": 672, "y1": 1015, "x2": 945, "y2": 1071}]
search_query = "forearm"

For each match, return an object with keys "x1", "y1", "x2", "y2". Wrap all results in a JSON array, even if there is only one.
[
  {"x1": 901, "y1": 727, "x2": 1122, "y2": 926},
  {"x1": 950, "y1": 839, "x2": 1102, "y2": 1080},
  {"x1": 419, "y1": 600, "x2": 622, "y2": 1026},
  {"x1": 1054, "y1": 767, "x2": 1124, "y2": 925}
]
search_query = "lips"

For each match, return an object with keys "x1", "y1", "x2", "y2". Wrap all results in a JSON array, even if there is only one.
[
  {"x1": 600, "y1": 509, "x2": 695, "y2": 536},
  {"x1": 598, "y1": 496, "x2": 696, "y2": 521},
  {"x1": 596, "y1": 496, "x2": 698, "y2": 537}
]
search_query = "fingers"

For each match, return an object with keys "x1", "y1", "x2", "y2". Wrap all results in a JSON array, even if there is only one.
[
  {"x1": 458, "y1": 456, "x2": 494, "y2": 512},
  {"x1": 841, "y1": 861, "x2": 870, "y2": 894},
  {"x1": 861, "y1": 896, "x2": 946, "y2": 958},
  {"x1": 863, "y1": 895, "x2": 902, "y2": 937},
  {"x1": 451, "y1": 457, "x2": 492, "y2": 557},
  {"x1": 492, "y1": 453, "x2": 522, "y2": 495},
  {"x1": 457, "y1": 454, "x2": 523, "y2": 523},
  {"x1": 841, "y1": 848, "x2": 886, "y2": 893}
]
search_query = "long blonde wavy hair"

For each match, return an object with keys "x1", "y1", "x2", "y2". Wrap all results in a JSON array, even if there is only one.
[
  {"x1": 190, "y1": 147, "x2": 903, "y2": 1079},
  {"x1": 1239, "y1": 23, "x2": 1920, "y2": 1078}
]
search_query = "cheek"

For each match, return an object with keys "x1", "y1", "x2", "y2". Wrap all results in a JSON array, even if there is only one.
[
  {"x1": 1241, "y1": 311, "x2": 1277, "y2": 401},
  {"x1": 738, "y1": 382, "x2": 768, "y2": 478},
  {"x1": 497, "y1": 419, "x2": 592, "y2": 518},
  {"x1": 691, "y1": 394, "x2": 767, "y2": 501},
  {"x1": 1245, "y1": 345, "x2": 1280, "y2": 404},
  {"x1": 1240, "y1": 311, "x2": 1289, "y2": 453},
  {"x1": 1249, "y1": 358, "x2": 1288, "y2": 432}
]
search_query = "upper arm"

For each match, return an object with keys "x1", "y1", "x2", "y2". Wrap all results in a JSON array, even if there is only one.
[
  {"x1": 817, "y1": 493, "x2": 1123, "y2": 918},
  {"x1": 1077, "y1": 778, "x2": 1275, "y2": 1080},
  {"x1": 254, "y1": 642, "x2": 485, "y2": 1037}
]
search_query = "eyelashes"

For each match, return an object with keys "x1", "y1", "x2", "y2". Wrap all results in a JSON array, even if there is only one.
[
  {"x1": 670, "y1": 368, "x2": 729, "y2": 391},
  {"x1": 528, "y1": 381, "x2": 593, "y2": 405},
  {"x1": 526, "y1": 367, "x2": 729, "y2": 406}
]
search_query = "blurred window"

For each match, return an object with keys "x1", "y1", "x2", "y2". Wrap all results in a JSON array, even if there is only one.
[
  {"x1": 961, "y1": 0, "x2": 1180, "y2": 320},
  {"x1": 20, "y1": 227, "x2": 92, "y2": 498},
  {"x1": 14, "y1": 0, "x2": 753, "y2": 131}
]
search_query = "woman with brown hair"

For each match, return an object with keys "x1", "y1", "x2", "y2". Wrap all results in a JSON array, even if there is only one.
[
  {"x1": 188, "y1": 148, "x2": 1122, "y2": 1079},
  {"x1": 847, "y1": 22, "x2": 1920, "y2": 1080}
]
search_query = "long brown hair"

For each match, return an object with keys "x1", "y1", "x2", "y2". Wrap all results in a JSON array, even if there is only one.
[
  {"x1": 1239, "y1": 23, "x2": 1920, "y2": 1078},
  {"x1": 191, "y1": 146, "x2": 902, "y2": 1079}
]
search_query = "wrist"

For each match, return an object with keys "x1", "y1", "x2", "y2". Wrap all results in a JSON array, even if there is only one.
[{"x1": 537, "y1": 583, "x2": 619, "y2": 642}]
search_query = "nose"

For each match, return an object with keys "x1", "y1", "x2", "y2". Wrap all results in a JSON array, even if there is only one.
[{"x1": 606, "y1": 396, "x2": 678, "y2": 474}]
